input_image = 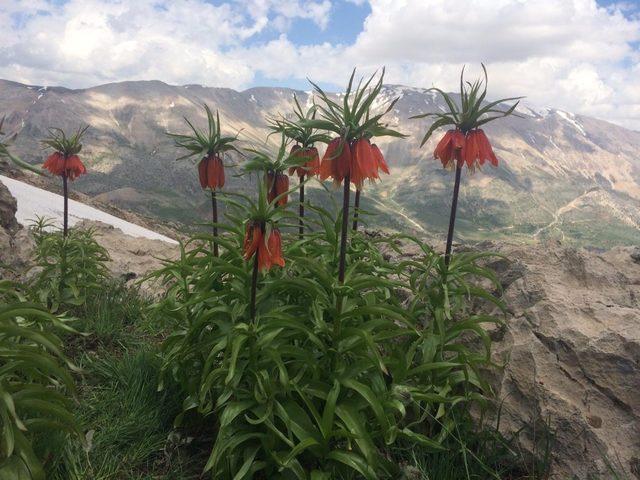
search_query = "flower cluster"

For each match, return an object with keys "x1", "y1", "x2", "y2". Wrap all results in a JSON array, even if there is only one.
[
  {"x1": 288, "y1": 145, "x2": 320, "y2": 177},
  {"x1": 412, "y1": 64, "x2": 520, "y2": 264},
  {"x1": 41, "y1": 126, "x2": 89, "y2": 181},
  {"x1": 243, "y1": 222, "x2": 285, "y2": 272},
  {"x1": 319, "y1": 137, "x2": 390, "y2": 188},
  {"x1": 43, "y1": 152, "x2": 87, "y2": 180},
  {"x1": 197, "y1": 154, "x2": 225, "y2": 189},
  {"x1": 434, "y1": 128, "x2": 498, "y2": 170},
  {"x1": 266, "y1": 170, "x2": 289, "y2": 206}
]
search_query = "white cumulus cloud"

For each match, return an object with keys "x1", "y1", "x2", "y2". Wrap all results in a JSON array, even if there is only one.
[{"x1": 0, "y1": 0, "x2": 638, "y2": 129}]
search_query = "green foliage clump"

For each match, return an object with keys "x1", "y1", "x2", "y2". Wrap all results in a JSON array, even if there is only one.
[
  {"x1": 0, "y1": 280, "x2": 79, "y2": 480},
  {"x1": 150, "y1": 195, "x2": 504, "y2": 479},
  {"x1": 28, "y1": 218, "x2": 110, "y2": 312}
]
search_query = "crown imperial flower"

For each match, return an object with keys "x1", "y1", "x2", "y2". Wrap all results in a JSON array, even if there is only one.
[
  {"x1": 319, "y1": 137, "x2": 352, "y2": 186},
  {"x1": 43, "y1": 152, "x2": 87, "y2": 180},
  {"x1": 266, "y1": 171, "x2": 289, "y2": 206},
  {"x1": 243, "y1": 223, "x2": 285, "y2": 272},
  {"x1": 288, "y1": 145, "x2": 320, "y2": 177},
  {"x1": 197, "y1": 154, "x2": 225, "y2": 189}
]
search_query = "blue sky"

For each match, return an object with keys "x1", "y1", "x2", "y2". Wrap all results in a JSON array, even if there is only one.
[{"x1": 0, "y1": 0, "x2": 639, "y2": 128}]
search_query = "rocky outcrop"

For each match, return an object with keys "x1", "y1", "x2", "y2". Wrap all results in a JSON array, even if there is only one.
[
  {"x1": 484, "y1": 241, "x2": 640, "y2": 479},
  {"x1": 386, "y1": 235, "x2": 639, "y2": 478},
  {"x1": 0, "y1": 183, "x2": 179, "y2": 290},
  {"x1": 75, "y1": 219, "x2": 178, "y2": 293},
  {"x1": 0, "y1": 180, "x2": 33, "y2": 276}
]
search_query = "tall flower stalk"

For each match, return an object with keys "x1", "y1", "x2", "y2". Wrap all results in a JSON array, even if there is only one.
[
  {"x1": 241, "y1": 168, "x2": 288, "y2": 320},
  {"x1": 268, "y1": 95, "x2": 327, "y2": 238},
  {"x1": 412, "y1": 65, "x2": 521, "y2": 266},
  {"x1": 168, "y1": 105, "x2": 239, "y2": 257},
  {"x1": 305, "y1": 69, "x2": 403, "y2": 303},
  {"x1": 244, "y1": 134, "x2": 300, "y2": 210},
  {"x1": 41, "y1": 126, "x2": 89, "y2": 237},
  {"x1": 270, "y1": 95, "x2": 330, "y2": 239}
]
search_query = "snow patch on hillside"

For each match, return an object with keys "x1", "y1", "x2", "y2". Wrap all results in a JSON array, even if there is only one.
[
  {"x1": 555, "y1": 110, "x2": 587, "y2": 136},
  {"x1": 0, "y1": 175, "x2": 177, "y2": 244}
]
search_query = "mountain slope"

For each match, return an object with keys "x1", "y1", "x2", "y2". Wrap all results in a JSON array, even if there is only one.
[{"x1": 0, "y1": 78, "x2": 638, "y2": 247}]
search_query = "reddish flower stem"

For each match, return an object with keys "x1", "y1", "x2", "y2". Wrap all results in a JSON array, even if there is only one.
[
  {"x1": 250, "y1": 249, "x2": 259, "y2": 320},
  {"x1": 336, "y1": 174, "x2": 351, "y2": 317},
  {"x1": 62, "y1": 172, "x2": 69, "y2": 237},
  {"x1": 445, "y1": 163, "x2": 463, "y2": 267},
  {"x1": 211, "y1": 190, "x2": 219, "y2": 257},
  {"x1": 352, "y1": 189, "x2": 361, "y2": 231},
  {"x1": 338, "y1": 174, "x2": 350, "y2": 284},
  {"x1": 249, "y1": 221, "x2": 265, "y2": 320},
  {"x1": 298, "y1": 175, "x2": 305, "y2": 239},
  {"x1": 270, "y1": 176, "x2": 278, "y2": 206}
]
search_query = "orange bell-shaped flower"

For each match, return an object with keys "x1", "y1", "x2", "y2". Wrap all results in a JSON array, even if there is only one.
[
  {"x1": 320, "y1": 137, "x2": 351, "y2": 186},
  {"x1": 43, "y1": 152, "x2": 87, "y2": 180},
  {"x1": 198, "y1": 154, "x2": 225, "y2": 190},
  {"x1": 371, "y1": 143, "x2": 390, "y2": 175},
  {"x1": 352, "y1": 138, "x2": 379, "y2": 189},
  {"x1": 289, "y1": 145, "x2": 320, "y2": 177},
  {"x1": 266, "y1": 229, "x2": 285, "y2": 268},
  {"x1": 266, "y1": 171, "x2": 289, "y2": 206},
  {"x1": 475, "y1": 129, "x2": 499, "y2": 167},
  {"x1": 243, "y1": 222, "x2": 285, "y2": 272},
  {"x1": 434, "y1": 129, "x2": 465, "y2": 168}
]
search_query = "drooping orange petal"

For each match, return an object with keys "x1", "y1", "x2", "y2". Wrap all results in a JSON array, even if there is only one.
[
  {"x1": 217, "y1": 158, "x2": 226, "y2": 188},
  {"x1": 243, "y1": 224, "x2": 262, "y2": 261},
  {"x1": 198, "y1": 157, "x2": 208, "y2": 189},
  {"x1": 288, "y1": 145, "x2": 302, "y2": 176},
  {"x1": 352, "y1": 138, "x2": 377, "y2": 189},
  {"x1": 65, "y1": 155, "x2": 86, "y2": 181},
  {"x1": 306, "y1": 147, "x2": 320, "y2": 176},
  {"x1": 477, "y1": 130, "x2": 499, "y2": 167},
  {"x1": 320, "y1": 137, "x2": 352, "y2": 186},
  {"x1": 207, "y1": 155, "x2": 224, "y2": 189},
  {"x1": 463, "y1": 131, "x2": 481, "y2": 169},
  {"x1": 265, "y1": 171, "x2": 276, "y2": 203},
  {"x1": 43, "y1": 152, "x2": 65, "y2": 176},
  {"x1": 319, "y1": 139, "x2": 339, "y2": 181},
  {"x1": 257, "y1": 234, "x2": 271, "y2": 271},
  {"x1": 267, "y1": 229, "x2": 285, "y2": 268},
  {"x1": 434, "y1": 130, "x2": 465, "y2": 169},
  {"x1": 434, "y1": 130, "x2": 453, "y2": 162},
  {"x1": 205, "y1": 155, "x2": 216, "y2": 189},
  {"x1": 336, "y1": 140, "x2": 352, "y2": 182},
  {"x1": 214, "y1": 156, "x2": 225, "y2": 188},
  {"x1": 275, "y1": 173, "x2": 289, "y2": 206},
  {"x1": 371, "y1": 144, "x2": 390, "y2": 175}
]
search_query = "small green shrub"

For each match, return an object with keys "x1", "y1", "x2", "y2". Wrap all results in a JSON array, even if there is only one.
[
  {"x1": 150, "y1": 196, "x2": 503, "y2": 479},
  {"x1": 0, "y1": 280, "x2": 79, "y2": 479},
  {"x1": 29, "y1": 218, "x2": 110, "y2": 312}
]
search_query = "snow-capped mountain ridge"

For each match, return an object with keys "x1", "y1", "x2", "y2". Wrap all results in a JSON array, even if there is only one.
[{"x1": 0, "y1": 78, "x2": 638, "y2": 247}]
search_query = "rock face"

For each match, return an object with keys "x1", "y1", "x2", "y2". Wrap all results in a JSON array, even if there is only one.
[
  {"x1": 75, "y1": 219, "x2": 178, "y2": 293},
  {"x1": 0, "y1": 180, "x2": 33, "y2": 276},
  {"x1": 0, "y1": 182, "x2": 179, "y2": 290},
  {"x1": 486, "y1": 241, "x2": 640, "y2": 478}
]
